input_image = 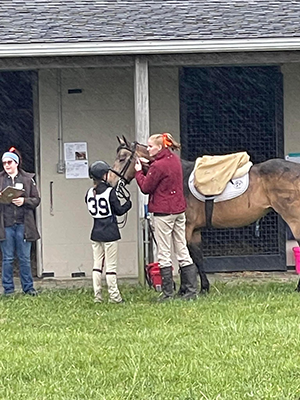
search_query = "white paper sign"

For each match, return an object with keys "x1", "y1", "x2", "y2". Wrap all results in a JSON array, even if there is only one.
[{"x1": 64, "y1": 142, "x2": 89, "y2": 179}]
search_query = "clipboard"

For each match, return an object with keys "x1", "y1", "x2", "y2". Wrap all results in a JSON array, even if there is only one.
[{"x1": 0, "y1": 186, "x2": 25, "y2": 204}]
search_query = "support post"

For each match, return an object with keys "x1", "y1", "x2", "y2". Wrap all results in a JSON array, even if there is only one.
[{"x1": 134, "y1": 56, "x2": 150, "y2": 285}]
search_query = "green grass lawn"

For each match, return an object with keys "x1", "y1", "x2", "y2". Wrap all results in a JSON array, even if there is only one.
[{"x1": 0, "y1": 282, "x2": 300, "y2": 400}]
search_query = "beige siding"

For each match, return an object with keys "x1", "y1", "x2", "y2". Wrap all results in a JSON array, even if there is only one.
[
  {"x1": 39, "y1": 63, "x2": 297, "y2": 276},
  {"x1": 282, "y1": 63, "x2": 300, "y2": 266},
  {"x1": 282, "y1": 64, "x2": 300, "y2": 154},
  {"x1": 39, "y1": 66, "x2": 180, "y2": 278}
]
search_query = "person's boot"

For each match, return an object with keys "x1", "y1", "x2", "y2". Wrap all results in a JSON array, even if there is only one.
[
  {"x1": 93, "y1": 268, "x2": 103, "y2": 303},
  {"x1": 106, "y1": 272, "x2": 123, "y2": 303},
  {"x1": 175, "y1": 268, "x2": 186, "y2": 298},
  {"x1": 179, "y1": 264, "x2": 198, "y2": 300},
  {"x1": 158, "y1": 266, "x2": 173, "y2": 302}
]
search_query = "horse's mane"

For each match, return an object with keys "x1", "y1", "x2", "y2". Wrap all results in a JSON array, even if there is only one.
[
  {"x1": 257, "y1": 158, "x2": 300, "y2": 176},
  {"x1": 181, "y1": 158, "x2": 194, "y2": 177},
  {"x1": 181, "y1": 158, "x2": 195, "y2": 197}
]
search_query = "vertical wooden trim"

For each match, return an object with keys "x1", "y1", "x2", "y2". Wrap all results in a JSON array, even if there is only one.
[{"x1": 134, "y1": 56, "x2": 150, "y2": 285}]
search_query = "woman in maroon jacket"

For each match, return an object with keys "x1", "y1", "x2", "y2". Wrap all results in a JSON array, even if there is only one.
[{"x1": 135, "y1": 133, "x2": 198, "y2": 301}]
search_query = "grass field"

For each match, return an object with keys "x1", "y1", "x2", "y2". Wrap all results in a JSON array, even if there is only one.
[{"x1": 0, "y1": 282, "x2": 300, "y2": 400}]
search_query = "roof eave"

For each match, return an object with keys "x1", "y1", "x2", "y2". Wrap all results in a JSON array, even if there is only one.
[{"x1": 1, "y1": 38, "x2": 300, "y2": 57}]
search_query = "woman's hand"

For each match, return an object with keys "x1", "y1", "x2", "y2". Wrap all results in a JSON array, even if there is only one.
[
  {"x1": 135, "y1": 158, "x2": 142, "y2": 172},
  {"x1": 12, "y1": 197, "x2": 24, "y2": 207}
]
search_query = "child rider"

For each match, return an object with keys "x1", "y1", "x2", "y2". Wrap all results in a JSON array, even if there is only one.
[{"x1": 85, "y1": 160, "x2": 132, "y2": 303}]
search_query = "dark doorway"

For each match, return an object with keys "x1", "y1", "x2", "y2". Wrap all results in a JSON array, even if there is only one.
[
  {"x1": 180, "y1": 66, "x2": 286, "y2": 272},
  {"x1": 0, "y1": 70, "x2": 37, "y2": 277}
]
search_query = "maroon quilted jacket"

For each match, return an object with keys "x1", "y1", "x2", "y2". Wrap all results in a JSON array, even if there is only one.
[{"x1": 135, "y1": 148, "x2": 186, "y2": 214}]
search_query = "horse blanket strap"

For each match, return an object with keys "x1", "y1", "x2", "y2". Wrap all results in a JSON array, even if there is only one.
[
  {"x1": 93, "y1": 268, "x2": 102, "y2": 273},
  {"x1": 188, "y1": 171, "x2": 250, "y2": 203},
  {"x1": 193, "y1": 151, "x2": 252, "y2": 196},
  {"x1": 205, "y1": 199, "x2": 214, "y2": 229}
]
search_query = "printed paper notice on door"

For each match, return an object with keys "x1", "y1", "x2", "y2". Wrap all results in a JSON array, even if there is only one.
[{"x1": 64, "y1": 142, "x2": 89, "y2": 179}]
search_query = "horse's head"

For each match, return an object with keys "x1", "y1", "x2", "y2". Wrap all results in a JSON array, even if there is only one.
[{"x1": 108, "y1": 136, "x2": 150, "y2": 187}]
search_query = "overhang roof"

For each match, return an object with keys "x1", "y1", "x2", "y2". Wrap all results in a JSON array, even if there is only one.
[{"x1": 1, "y1": 0, "x2": 300, "y2": 57}]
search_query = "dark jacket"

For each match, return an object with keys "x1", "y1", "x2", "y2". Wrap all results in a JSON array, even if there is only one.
[
  {"x1": 0, "y1": 169, "x2": 40, "y2": 241},
  {"x1": 85, "y1": 181, "x2": 132, "y2": 242},
  {"x1": 135, "y1": 148, "x2": 186, "y2": 214}
]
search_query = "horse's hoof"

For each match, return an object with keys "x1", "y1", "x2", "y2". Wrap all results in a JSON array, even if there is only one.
[
  {"x1": 295, "y1": 286, "x2": 300, "y2": 292},
  {"x1": 199, "y1": 287, "x2": 209, "y2": 295}
]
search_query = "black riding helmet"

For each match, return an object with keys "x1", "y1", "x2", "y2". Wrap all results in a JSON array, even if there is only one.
[{"x1": 89, "y1": 161, "x2": 110, "y2": 180}]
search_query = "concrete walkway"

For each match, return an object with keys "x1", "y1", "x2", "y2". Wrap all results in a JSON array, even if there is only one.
[{"x1": 207, "y1": 270, "x2": 299, "y2": 285}]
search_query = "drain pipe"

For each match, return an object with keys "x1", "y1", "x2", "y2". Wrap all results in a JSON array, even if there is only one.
[{"x1": 57, "y1": 70, "x2": 65, "y2": 174}]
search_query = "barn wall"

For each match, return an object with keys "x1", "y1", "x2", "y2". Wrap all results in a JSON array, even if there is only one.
[
  {"x1": 282, "y1": 63, "x2": 300, "y2": 266},
  {"x1": 38, "y1": 63, "x2": 298, "y2": 277},
  {"x1": 39, "y1": 66, "x2": 180, "y2": 278},
  {"x1": 149, "y1": 67, "x2": 180, "y2": 138},
  {"x1": 282, "y1": 64, "x2": 300, "y2": 154}
]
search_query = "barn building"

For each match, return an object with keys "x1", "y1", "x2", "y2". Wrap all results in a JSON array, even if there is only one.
[{"x1": 0, "y1": 1, "x2": 300, "y2": 280}]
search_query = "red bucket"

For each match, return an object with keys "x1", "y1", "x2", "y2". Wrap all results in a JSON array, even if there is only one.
[
  {"x1": 292, "y1": 247, "x2": 300, "y2": 274},
  {"x1": 145, "y1": 262, "x2": 162, "y2": 291}
]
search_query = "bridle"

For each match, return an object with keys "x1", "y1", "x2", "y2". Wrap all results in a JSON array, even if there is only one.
[
  {"x1": 109, "y1": 142, "x2": 138, "y2": 228},
  {"x1": 110, "y1": 142, "x2": 137, "y2": 185},
  {"x1": 110, "y1": 140, "x2": 150, "y2": 228}
]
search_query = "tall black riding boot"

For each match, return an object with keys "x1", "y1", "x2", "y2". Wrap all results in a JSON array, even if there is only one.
[
  {"x1": 159, "y1": 266, "x2": 173, "y2": 302},
  {"x1": 175, "y1": 268, "x2": 186, "y2": 297},
  {"x1": 179, "y1": 264, "x2": 198, "y2": 300}
]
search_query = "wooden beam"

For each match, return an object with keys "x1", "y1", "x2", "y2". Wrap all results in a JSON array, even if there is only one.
[{"x1": 134, "y1": 56, "x2": 150, "y2": 286}]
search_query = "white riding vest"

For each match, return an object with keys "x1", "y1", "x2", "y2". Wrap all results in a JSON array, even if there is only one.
[{"x1": 86, "y1": 187, "x2": 113, "y2": 218}]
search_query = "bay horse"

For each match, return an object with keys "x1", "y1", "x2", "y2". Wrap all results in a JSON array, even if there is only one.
[{"x1": 109, "y1": 136, "x2": 300, "y2": 293}]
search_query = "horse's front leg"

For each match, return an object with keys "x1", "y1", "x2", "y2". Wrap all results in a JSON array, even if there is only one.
[{"x1": 186, "y1": 228, "x2": 210, "y2": 294}]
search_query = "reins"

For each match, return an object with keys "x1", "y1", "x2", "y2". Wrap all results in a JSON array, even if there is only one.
[
  {"x1": 116, "y1": 179, "x2": 131, "y2": 201},
  {"x1": 115, "y1": 180, "x2": 131, "y2": 228}
]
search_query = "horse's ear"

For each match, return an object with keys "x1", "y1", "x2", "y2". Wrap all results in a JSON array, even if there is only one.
[
  {"x1": 117, "y1": 136, "x2": 125, "y2": 145},
  {"x1": 122, "y1": 135, "x2": 131, "y2": 148}
]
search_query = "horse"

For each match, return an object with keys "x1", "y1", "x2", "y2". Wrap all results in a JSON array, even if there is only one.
[{"x1": 108, "y1": 136, "x2": 300, "y2": 293}]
